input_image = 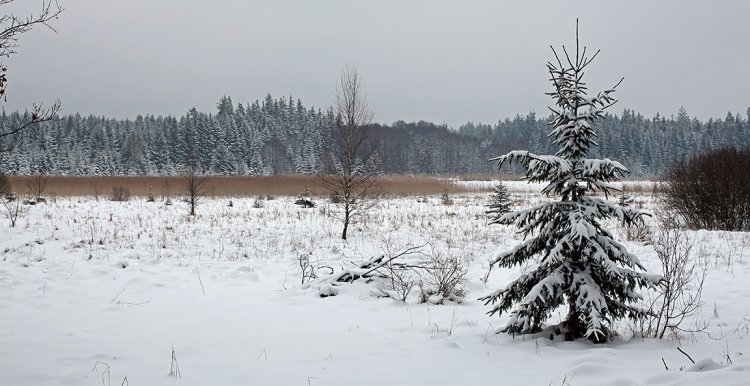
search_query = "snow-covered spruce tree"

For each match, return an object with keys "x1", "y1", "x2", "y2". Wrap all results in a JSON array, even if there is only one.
[
  {"x1": 479, "y1": 24, "x2": 660, "y2": 343},
  {"x1": 486, "y1": 182, "x2": 512, "y2": 222}
]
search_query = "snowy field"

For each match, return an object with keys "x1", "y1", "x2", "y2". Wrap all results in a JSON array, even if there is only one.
[{"x1": 1, "y1": 191, "x2": 749, "y2": 385}]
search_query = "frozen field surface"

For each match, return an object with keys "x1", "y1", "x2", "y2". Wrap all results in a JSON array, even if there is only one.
[{"x1": 1, "y1": 194, "x2": 750, "y2": 385}]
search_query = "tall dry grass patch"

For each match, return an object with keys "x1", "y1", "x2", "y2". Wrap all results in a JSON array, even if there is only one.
[
  {"x1": 5, "y1": 175, "x2": 656, "y2": 198},
  {"x1": 5, "y1": 174, "x2": 482, "y2": 198}
]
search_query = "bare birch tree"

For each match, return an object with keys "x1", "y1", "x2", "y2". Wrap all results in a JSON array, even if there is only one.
[
  {"x1": 184, "y1": 154, "x2": 209, "y2": 216},
  {"x1": 320, "y1": 65, "x2": 380, "y2": 240}
]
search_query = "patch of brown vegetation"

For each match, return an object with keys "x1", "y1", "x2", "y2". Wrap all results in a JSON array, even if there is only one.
[{"x1": 4, "y1": 174, "x2": 479, "y2": 198}]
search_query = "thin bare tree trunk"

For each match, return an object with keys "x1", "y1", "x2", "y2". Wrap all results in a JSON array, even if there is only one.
[{"x1": 320, "y1": 64, "x2": 380, "y2": 240}]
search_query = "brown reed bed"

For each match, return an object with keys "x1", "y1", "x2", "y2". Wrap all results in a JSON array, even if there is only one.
[
  {"x1": 4, "y1": 174, "x2": 479, "y2": 198},
  {"x1": 4, "y1": 174, "x2": 656, "y2": 198},
  {"x1": 455, "y1": 173, "x2": 524, "y2": 181}
]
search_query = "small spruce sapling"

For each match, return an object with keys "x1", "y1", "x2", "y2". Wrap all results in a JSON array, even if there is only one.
[
  {"x1": 479, "y1": 21, "x2": 660, "y2": 343},
  {"x1": 486, "y1": 182, "x2": 512, "y2": 222}
]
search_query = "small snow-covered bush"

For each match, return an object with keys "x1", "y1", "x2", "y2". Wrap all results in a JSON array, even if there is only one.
[
  {"x1": 294, "y1": 188, "x2": 315, "y2": 208},
  {"x1": 419, "y1": 251, "x2": 467, "y2": 304},
  {"x1": 377, "y1": 265, "x2": 418, "y2": 302}
]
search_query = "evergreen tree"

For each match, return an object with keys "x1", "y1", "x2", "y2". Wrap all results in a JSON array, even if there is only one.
[
  {"x1": 246, "y1": 139, "x2": 265, "y2": 175},
  {"x1": 486, "y1": 182, "x2": 512, "y2": 221},
  {"x1": 479, "y1": 24, "x2": 659, "y2": 342},
  {"x1": 0, "y1": 93, "x2": 746, "y2": 177},
  {"x1": 149, "y1": 126, "x2": 170, "y2": 174},
  {"x1": 120, "y1": 131, "x2": 148, "y2": 175},
  {"x1": 210, "y1": 143, "x2": 235, "y2": 175}
]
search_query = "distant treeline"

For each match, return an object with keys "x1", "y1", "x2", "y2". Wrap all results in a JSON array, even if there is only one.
[{"x1": 1, "y1": 95, "x2": 748, "y2": 177}]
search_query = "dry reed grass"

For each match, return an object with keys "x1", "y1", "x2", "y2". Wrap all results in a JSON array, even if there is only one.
[
  {"x1": 5, "y1": 175, "x2": 477, "y2": 198},
  {"x1": 4, "y1": 175, "x2": 656, "y2": 198}
]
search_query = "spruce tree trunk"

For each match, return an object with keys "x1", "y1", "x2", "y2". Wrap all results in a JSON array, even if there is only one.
[{"x1": 565, "y1": 298, "x2": 583, "y2": 341}]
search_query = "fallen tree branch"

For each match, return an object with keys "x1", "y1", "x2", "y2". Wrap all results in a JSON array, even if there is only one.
[
  {"x1": 332, "y1": 244, "x2": 425, "y2": 283},
  {"x1": 306, "y1": 244, "x2": 426, "y2": 297}
]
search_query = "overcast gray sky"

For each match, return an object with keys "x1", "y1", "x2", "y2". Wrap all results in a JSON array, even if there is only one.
[{"x1": 4, "y1": 0, "x2": 749, "y2": 127}]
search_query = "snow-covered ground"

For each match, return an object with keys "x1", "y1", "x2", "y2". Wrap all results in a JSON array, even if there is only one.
[{"x1": 1, "y1": 192, "x2": 749, "y2": 385}]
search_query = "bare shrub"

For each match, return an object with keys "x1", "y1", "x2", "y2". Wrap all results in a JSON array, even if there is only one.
[
  {"x1": 419, "y1": 251, "x2": 468, "y2": 304},
  {"x1": 440, "y1": 190, "x2": 453, "y2": 206},
  {"x1": 298, "y1": 253, "x2": 316, "y2": 285},
  {"x1": 375, "y1": 237, "x2": 423, "y2": 301},
  {"x1": 636, "y1": 212, "x2": 707, "y2": 339},
  {"x1": 109, "y1": 186, "x2": 130, "y2": 202},
  {"x1": 2, "y1": 195, "x2": 26, "y2": 227},
  {"x1": 663, "y1": 147, "x2": 750, "y2": 231},
  {"x1": 377, "y1": 263, "x2": 418, "y2": 302},
  {"x1": 298, "y1": 253, "x2": 333, "y2": 285},
  {"x1": 624, "y1": 224, "x2": 651, "y2": 243}
]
